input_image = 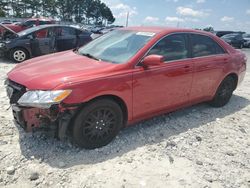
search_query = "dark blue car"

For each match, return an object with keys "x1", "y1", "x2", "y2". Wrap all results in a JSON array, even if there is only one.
[
  {"x1": 221, "y1": 33, "x2": 245, "y2": 49},
  {"x1": 0, "y1": 24, "x2": 92, "y2": 62}
]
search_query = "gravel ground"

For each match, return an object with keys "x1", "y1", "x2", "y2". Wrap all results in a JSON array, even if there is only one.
[{"x1": 0, "y1": 49, "x2": 250, "y2": 188}]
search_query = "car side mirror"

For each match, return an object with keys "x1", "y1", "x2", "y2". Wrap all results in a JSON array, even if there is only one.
[{"x1": 141, "y1": 55, "x2": 164, "y2": 68}]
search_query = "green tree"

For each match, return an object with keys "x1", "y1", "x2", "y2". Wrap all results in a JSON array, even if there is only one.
[
  {"x1": 0, "y1": 0, "x2": 115, "y2": 25},
  {"x1": 203, "y1": 26, "x2": 214, "y2": 32}
]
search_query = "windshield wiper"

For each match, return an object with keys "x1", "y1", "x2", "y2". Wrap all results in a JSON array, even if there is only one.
[{"x1": 80, "y1": 53, "x2": 101, "y2": 61}]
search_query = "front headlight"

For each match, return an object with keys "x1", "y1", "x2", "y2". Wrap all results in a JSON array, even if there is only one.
[{"x1": 18, "y1": 90, "x2": 72, "y2": 108}]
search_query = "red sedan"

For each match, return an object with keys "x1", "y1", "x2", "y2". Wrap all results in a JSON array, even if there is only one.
[
  {"x1": 6, "y1": 27, "x2": 247, "y2": 149},
  {"x1": 1, "y1": 18, "x2": 55, "y2": 33}
]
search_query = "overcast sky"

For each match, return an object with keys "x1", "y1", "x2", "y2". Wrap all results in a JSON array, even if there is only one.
[{"x1": 103, "y1": 0, "x2": 250, "y2": 32}]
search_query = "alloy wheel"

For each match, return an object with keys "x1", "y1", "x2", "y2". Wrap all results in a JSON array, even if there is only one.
[
  {"x1": 82, "y1": 107, "x2": 116, "y2": 141},
  {"x1": 13, "y1": 50, "x2": 26, "y2": 62}
]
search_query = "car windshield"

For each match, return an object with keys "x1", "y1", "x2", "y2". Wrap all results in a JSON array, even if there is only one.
[{"x1": 78, "y1": 30, "x2": 155, "y2": 64}]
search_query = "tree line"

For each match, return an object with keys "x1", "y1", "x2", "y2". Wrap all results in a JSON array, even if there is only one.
[{"x1": 0, "y1": 0, "x2": 115, "y2": 25}]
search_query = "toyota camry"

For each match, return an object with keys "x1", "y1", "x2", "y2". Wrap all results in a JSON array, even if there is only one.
[{"x1": 6, "y1": 27, "x2": 247, "y2": 149}]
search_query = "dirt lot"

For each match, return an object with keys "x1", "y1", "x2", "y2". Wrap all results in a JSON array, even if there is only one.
[{"x1": 0, "y1": 49, "x2": 250, "y2": 188}]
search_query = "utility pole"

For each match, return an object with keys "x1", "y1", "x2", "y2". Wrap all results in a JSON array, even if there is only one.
[{"x1": 126, "y1": 11, "x2": 129, "y2": 27}]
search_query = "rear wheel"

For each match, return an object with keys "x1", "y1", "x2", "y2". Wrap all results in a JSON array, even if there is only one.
[
  {"x1": 209, "y1": 76, "x2": 235, "y2": 107},
  {"x1": 10, "y1": 48, "x2": 29, "y2": 63},
  {"x1": 73, "y1": 99, "x2": 123, "y2": 149}
]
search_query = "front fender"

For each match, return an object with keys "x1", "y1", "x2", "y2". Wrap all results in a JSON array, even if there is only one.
[{"x1": 58, "y1": 74, "x2": 133, "y2": 121}]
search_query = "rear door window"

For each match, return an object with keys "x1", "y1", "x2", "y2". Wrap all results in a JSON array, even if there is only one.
[
  {"x1": 58, "y1": 27, "x2": 76, "y2": 36},
  {"x1": 191, "y1": 34, "x2": 225, "y2": 58}
]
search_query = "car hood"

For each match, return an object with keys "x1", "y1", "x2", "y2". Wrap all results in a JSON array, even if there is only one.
[
  {"x1": 0, "y1": 23, "x2": 18, "y2": 34},
  {"x1": 0, "y1": 24, "x2": 19, "y2": 41},
  {"x1": 8, "y1": 51, "x2": 122, "y2": 90}
]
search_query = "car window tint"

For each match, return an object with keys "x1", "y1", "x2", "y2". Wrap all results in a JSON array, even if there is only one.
[
  {"x1": 191, "y1": 34, "x2": 225, "y2": 58},
  {"x1": 39, "y1": 21, "x2": 50, "y2": 25},
  {"x1": 48, "y1": 28, "x2": 56, "y2": 37},
  {"x1": 59, "y1": 27, "x2": 76, "y2": 36},
  {"x1": 35, "y1": 29, "x2": 48, "y2": 38},
  {"x1": 148, "y1": 34, "x2": 188, "y2": 62},
  {"x1": 25, "y1": 20, "x2": 36, "y2": 27}
]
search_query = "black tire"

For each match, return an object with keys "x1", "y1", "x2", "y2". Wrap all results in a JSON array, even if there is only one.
[
  {"x1": 209, "y1": 76, "x2": 235, "y2": 107},
  {"x1": 73, "y1": 99, "x2": 123, "y2": 149},
  {"x1": 10, "y1": 48, "x2": 29, "y2": 63}
]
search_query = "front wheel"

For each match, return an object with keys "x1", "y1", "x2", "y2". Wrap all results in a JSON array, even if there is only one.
[
  {"x1": 209, "y1": 76, "x2": 235, "y2": 107},
  {"x1": 10, "y1": 48, "x2": 29, "y2": 63},
  {"x1": 73, "y1": 99, "x2": 123, "y2": 149}
]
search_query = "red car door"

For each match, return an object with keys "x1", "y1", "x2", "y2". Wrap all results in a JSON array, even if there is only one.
[
  {"x1": 189, "y1": 34, "x2": 229, "y2": 102},
  {"x1": 132, "y1": 33, "x2": 194, "y2": 120}
]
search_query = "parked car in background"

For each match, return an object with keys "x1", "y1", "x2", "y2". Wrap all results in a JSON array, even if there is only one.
[
  {"x1": 214, "y1": 31, "x2": 245, "y2": 38},
  {"x1": 90, "y1": 26, "x2": 105, "y2": 34},
  {"x1": 0, "y1": 24, "x2": 92, "y2": 62},
  {"x1": 0, "y1": 18, "x2": 55, "y2": 36},
  {"x1": 215, "y1": 31, "x2": 235, "y2": 37},
  {"x1": 243, "y1": 34, "x2": 250, "y2": 48},
  {"x1": 221, "y1": 33, "x2": 244, "y2": 48},
  {"x1": 5, "y1": 27, "x2": 247, "y2": 149},
  {"x1": 1, "y1": 20, "x2": 13, "y2": 24}
]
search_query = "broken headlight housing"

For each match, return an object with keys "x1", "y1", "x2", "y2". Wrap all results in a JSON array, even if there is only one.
[{"x1": 18, "y1": 90, "x2": 72, "y2": 109}]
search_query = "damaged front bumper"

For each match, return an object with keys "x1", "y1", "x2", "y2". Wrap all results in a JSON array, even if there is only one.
[
  {"x1": 11, "y1": 104, "x2": 77, "y2": 139},
  {"x1": 6, "y1": 79, "x2": 78, "y2": 139},
  {"x1": 0, "y1": 45, "x2": 7, "y2": 57}
]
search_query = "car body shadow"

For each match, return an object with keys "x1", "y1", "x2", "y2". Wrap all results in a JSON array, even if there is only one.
[
  {"x1": 17, "y1": 94, "x2": 249, "y2": 168},
  {"x1": 0, "y1": 57, "x2": 15, "y2": 64}
]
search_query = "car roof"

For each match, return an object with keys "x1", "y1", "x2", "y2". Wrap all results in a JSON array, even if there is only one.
[
  {"x1": 223, "y1": 33, "x2": 241, "y2": 36},
  {"x1": 18, "y1": 24, "x2": 81, "y2": 35},
  {"x1": 120, "y1": 26, "x2": 212, "y2": 36}
]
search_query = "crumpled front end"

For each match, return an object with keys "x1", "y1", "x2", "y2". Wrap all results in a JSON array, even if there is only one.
[
  {"x1": 0, "y1": 42, "x2": 7, "y2": 57},
  {"x1": 5, "y1": 79, "x2": 78, "y2": 139}
]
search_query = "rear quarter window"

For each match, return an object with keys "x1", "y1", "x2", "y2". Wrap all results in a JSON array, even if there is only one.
[{"x1": 191, "y1": 34, "x2": 226, "y2": 58}]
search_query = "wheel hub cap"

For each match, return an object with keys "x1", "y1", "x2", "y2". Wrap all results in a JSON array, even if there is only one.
[{"x1": 13, "y1": 50, "x2": 26, "y2": 62}]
